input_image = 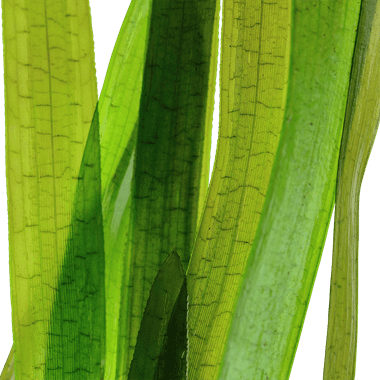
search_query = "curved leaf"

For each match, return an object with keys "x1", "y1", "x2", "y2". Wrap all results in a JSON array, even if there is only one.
[
  {"x1": 2, "y1": 1, "x2": 98, "y2": 378},
  {"x1": 116, "y1": 0, "x2": 220, "y2": 377},
  {"x1": 323, "y1": 1, "x2": 380, "y2": 378},
  {"x1": 46, "y1": 105, "x2": 105, "y2": 380},
  {"x1": 215, "y1": 1, "x2": 361, "y2": 379},
  {"x1": 98, "y1": 0, "x2": 150, "y2": 197},
  {"x1": 186, "y1": 1, "x2": 291, "y2": 379},
  {"x1": 60, "y1": 1, "x2": 152, "y2": 378}
]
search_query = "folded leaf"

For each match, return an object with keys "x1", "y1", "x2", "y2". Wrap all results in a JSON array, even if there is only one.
[
  {"x1": 2, "y1": 1, "x2": 98, "y2": 378},
  {"x1": 127, "y1": 251, "x2": 187, "y2": 380},
  {"x1": 323, "y1": 1, "x2": 380, "y2": 378}
]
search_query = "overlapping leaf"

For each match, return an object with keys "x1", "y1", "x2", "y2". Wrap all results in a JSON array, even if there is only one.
[
  {"x1": 45, "y1": 105, "x2": 105, "y2": 380},
  {"x1": 2, "y1": 1, "x2": 378, "y2": 380},
  {"x1": 186, "y1": 1, "x2": 291, "y2": 378},
  {"x1": 217, "y1": 1, "x2": 361, "y2": 379},
  {"x1": 323, "y1": 1, "x2": 380, "y2": 378},
  {"x1": 2, "y1": 1, "x2": 151, "y2": 378},
  {"x1": 116, "y1": 0, "x2": 220, "y2": 377},
  {"x1": 94, "y1": 1, "x2": 151, "y2": 378},
  {"x1": 127, "y1": 251, "x2": 187, "y2": 380},
  {"x1": 2, "y1": 1, "x2": 98, "y2": 378}
]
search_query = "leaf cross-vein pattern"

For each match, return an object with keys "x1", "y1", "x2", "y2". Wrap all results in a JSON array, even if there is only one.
[
  {"x1": 186, "y1": 1, "x2": 291, "y2": 379},
  {"x1": 2, "y1": 0, "x2": 98, "y2": 378},
  {"x1": 127, "y1": 251, "x2": 187, "y2": 380},
  {"x1": 323, "y1": 1, "x2": 380, "y2": 378}
]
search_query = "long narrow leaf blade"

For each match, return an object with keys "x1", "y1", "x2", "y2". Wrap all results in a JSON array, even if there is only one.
[
  {"x1": 186, "y1": 1, "x2": 291, "y2": 379},
  {"x1": 95, "y1": 1, "x2": 152, "y2": 378},
  {"x1": 154, "y1": 278, "x2": 188, "y2": 380},
  {"x1": 216, "y1": 1, "x2": 361, "y2": 379},
  {"x1": 117, "y1": 0, "x2": 219, "y2": 377},
  {"x1": 323, "y1": 1, "x2": 380, "y2": 378},
  {"x1": 0, "y1": 123, "x2": 107, "y2": 380},
  {"x1": 127, "y1": 251, "x2": 187, "y2": 380},
  {"x1": 2, "y1": 1, "x2": 98, "y2": 378}
]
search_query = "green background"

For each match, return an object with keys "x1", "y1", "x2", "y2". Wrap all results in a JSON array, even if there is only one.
[{"x1": 0, "y1": 1, "x2": 379, "y2": 378}]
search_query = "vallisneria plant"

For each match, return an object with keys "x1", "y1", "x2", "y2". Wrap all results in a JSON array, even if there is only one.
[{"x1": 1, "y1": 0, "x2": 380, "y2": 379}]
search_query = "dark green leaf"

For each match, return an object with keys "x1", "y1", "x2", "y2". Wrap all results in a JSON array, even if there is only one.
[{"x1": 127, "y1": 251, "x2": 187, "y2": 380}]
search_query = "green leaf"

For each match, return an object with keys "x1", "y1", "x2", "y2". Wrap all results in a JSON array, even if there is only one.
[
  {"x1": 1, "y1": 99, "x2": 105, "y2": 380},
  {"x1": 116, "y1": 0, "x2": 219, "y2": 377},
  {"x1": 95, "y1": 1, "x2": 151, "y2": 378},
  {"x1": 127, "y1": 251, "x2": 187, "y2": 380},
  {"x1": 154, "y1": 277, "x2": 188, "y2": 380},
  {"x1": 323, "y1": 1, "x2": 380, "y2": 379},
  {"x1": 2, "y1": 1, "x2": 155, "y2": 378},
  {"x1": 216, "y1": 1, "x2": 361, "y2": 379},
  {"x1": 45, "y1": 105, "x2": 105, "y2": 380},
  {"x1": 2, "y1": 1, "x2": 98, "y2": 378},
  {"x1": 98, "y1": 0, "x2": 150, "y2": 197},
  {"x1": 186, "y1": 1, "x2": 291, "y2": 378},
  {"x1": 0, "y1": 347, "x2": 13, "y2": 380}
]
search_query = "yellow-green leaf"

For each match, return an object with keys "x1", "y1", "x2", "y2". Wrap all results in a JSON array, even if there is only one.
[
  {"x1": 0, "y1": 121, "x2": 107, "y2": 378},
  {"x1": 2, "y1": 1, "x2": 98, "y2": 378},
  {"x1": 217, "y1": 1, "x2": 361, "y2": 379},
  {"x1": 0, "y1": 348, "x2": 13, "y2": 380},
  {"x1": 45, "y1": 105, "x2": 105, "y2": 380},
  {"x1": 98, "y1": 0, "x2": 150, "y2": 198},
  {"x1": 323, "y1": 1, "x2": 380, "y2": 378},
  {"x1": 127, "y1": 251, "x2": 187, "y2": 380}
]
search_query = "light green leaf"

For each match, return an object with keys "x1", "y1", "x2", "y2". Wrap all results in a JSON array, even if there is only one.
[
  {"x1": 0, "y1": 348, "x2": 14, "y2": 380},
  {"x1": 98, "y1": 0, "x2": 150, "y2": 197},
  {"x1": 45, "y1": 105, "x2": 105, "y2": 380},
  {"x1": 2, "y1": 1, "x2": 98, "y2": 378},
  {"x1": 323, "y1": 1, "x2": 380, "y2": 378},
  {"x1": 1, "y1": 96, "x2": 105, "y2": 380},
  {"x1": 186, "y1": 1, "x2": 291, "y2": 379},
  {"x1": 127, "y1": 251, "x2": 187, "y2": 380},
  {"x1": 2, "y1": 1, "x2": 159, "y2": 378},
  {"x1": 3, "y1": 1, "x2": 374, "y2": 380},
  {"x1": 216, "y1": 1, "x2": 361, "y2": 379}
]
